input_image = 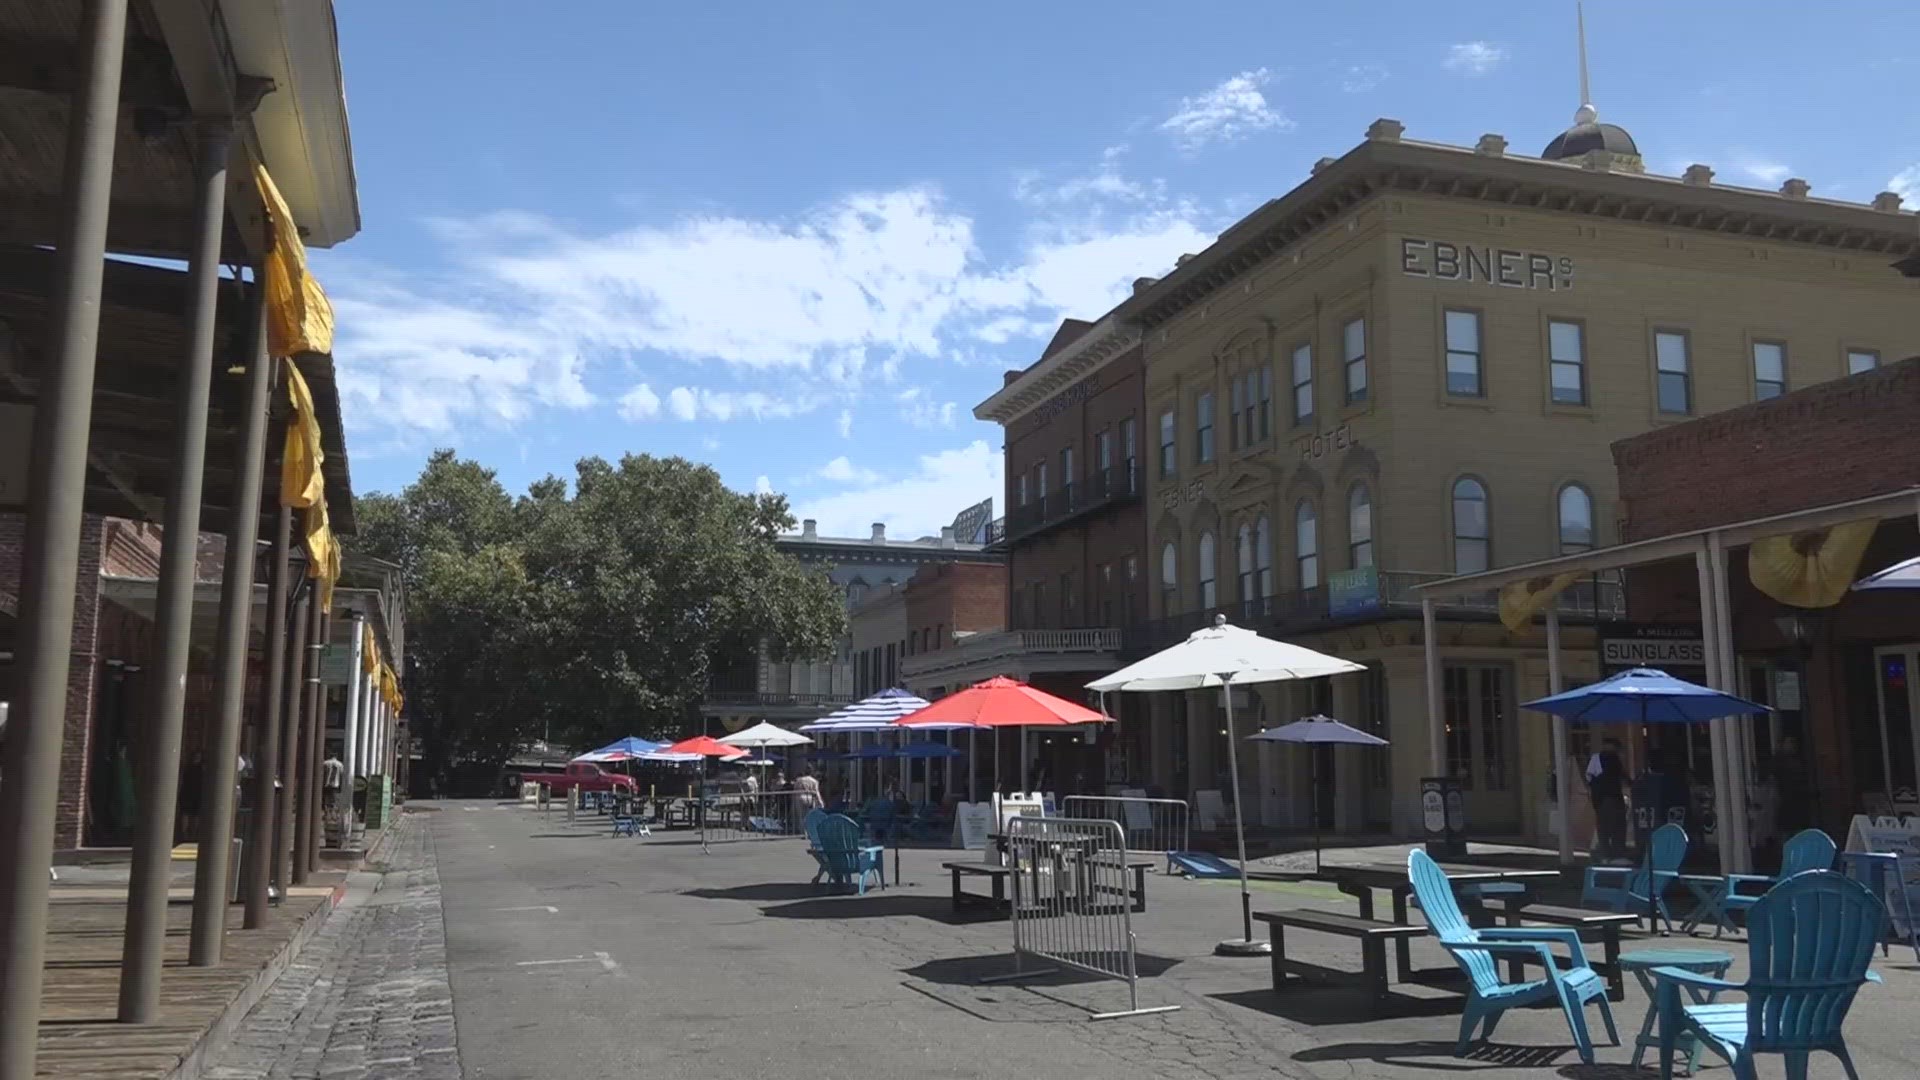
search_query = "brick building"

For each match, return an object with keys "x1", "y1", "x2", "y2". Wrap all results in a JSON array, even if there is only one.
[
  {"x1": 901, "y1": 560, "x2": 1007, "y2": 690},
  {"x1": 1610, "y1": 357, "x2": 1920, "y2": 841}
]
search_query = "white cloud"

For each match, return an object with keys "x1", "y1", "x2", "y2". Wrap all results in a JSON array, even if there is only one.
[
  {"x1": 835, "y1": 409, "x2": 853, "y2": 438},
  {"x1": 792, "y1": 441, "x2": 1003, "y2": 541},
  {"x1": 1159, "y1": 69, "x2": 1291, "y2": 150},
  {"x1": 1731, "y1": 155, "x2": 1792, "y2": 187},
  {"x1": 895, "y1": 388, "x2": 957, "y2": 430},
  {"x1": 616, "y1": 383, "x2": 661, "y2": 421},
  {"x1": 1443, "y1": 42, "x2": 1506, "y2": 76},
  {"x1": 1886, "y1": 165, "x2": 1918, "y2": 203},
  {"x1": 331, "y1": 179, "x2": 1223, "y2": 442},
  {"x1": 1340, "y1": 63, "x2": 1389, "y2": 93},
  {"x1": 667, "y1": 386, "x2": 698, "y2": 421},
  {"x1": 1016, "y1": 146, "x2": 1162, "y2": 205},
  {"x1": 753, "y1": 475, "x2": 773, "y2": 496},
  {"x1": 818, "y1": 455, "x2": 880, "y2": 484}
]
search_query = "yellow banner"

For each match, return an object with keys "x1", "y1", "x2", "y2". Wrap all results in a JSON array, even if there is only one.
[
  {"x1": 1498, "y1": 572, "x2": 1581, "y2": 633},
  {"x1": 255, "y1": 165, "x2": 335, "y2": 358}
]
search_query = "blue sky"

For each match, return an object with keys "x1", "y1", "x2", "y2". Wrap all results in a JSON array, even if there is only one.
[{"x1": 317, "y1": 0, "x2": 1919, "y2": 539}]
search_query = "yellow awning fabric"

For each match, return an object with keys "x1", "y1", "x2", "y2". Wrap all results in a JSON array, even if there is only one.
[
  {"x1": 305, "y1": 501, "x2": 340, "y2": 611},
  {"x1": 1498, "y1": 572, "x2": 1581, "y2": 633},
  {"x1": 1749, "y1": 519, "x2": 1879, "y2": 609},
  {"x1": 362, "y1": 622, "x2": 380, "y2": 675},
  {"x1": 255, "y1": 164, "x2": 334, "y2": 358}
]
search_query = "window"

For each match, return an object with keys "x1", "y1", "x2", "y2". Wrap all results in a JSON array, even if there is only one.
[
  {"x1": 1444, "y1": 309, "x2": 1483, "y2": 396},
  {"x1": 1254, "y1": 515, "x2": 1273, "y2": 601},
  {"x1": 1295, "y1": 501, "x2": 1319, "y2": 589},
  {"x1": 1017, "y1": 473, "x2": 1029, "y2": 507},
  {"x1": 1125, "y1": 555, "x2": 1140, "y2": 624},
  {"x1": 1098, "y1": 563, "x2": 1114, "y2": 625},
  {"x1": 1342, "y1": 318, "x2": 1367, "y2": 404},
  {"x1": 1060, "y1": 573, "x2": 1074, "y2": 626},
  {"x1": 1160, "y1": 541, "x2": 1179, "y2": 612},
  {"x1": 1451, "y1": 478, "x2": 1490, "y2": 573},
  {"x1": 1195, "y1": 392, "x2": 1215, "y2": 464},
  {"x1": 1548, "y1": 319, "x2": 1586, "y2": 405},
  {"x1": 1036, "y1": 461, "x2": 1048, "y2": 499},
  {"x1": 1120, "y1": 417, "x2": 1137, "y2": 488},
  {"x1": 1197, "y1": 531, "x2": 1217, "y2": 610},
  {"x1": 1158, "y1": 410, "x2": 1176, "y2": 478},
  {"x1": 1291, "y1": 343, "x2": 1313, "y2": 424},
  {"x1": 1094, "y1": 429, "x2": 1111, "y2": 473},
  {"x1": 1032, "y1": 581, "x2": 1046, "y2": 627},
  {"x1": 935, "y1": 624, "x2": 944, "y2": 649},
  {"x1": 1229, "y1": 375, "x2": 1246, "y2": 450},
  {"x1": 1752, "y1": 341, "x2": 1787, "y2": 400},
  {"x1": 1557, "y1": 484, "x2": 1594, "y2": 554},
  {"x1": 1236, "y1": 524, "x2": 1255, "y2": 606},
  {"x1": 1348, "y1": 484, "x2": 1373, "y2": 568},
  {"x1": 1655, "y1": 330, "x2": 1691, "y2": 414},
  {"x1": 1847, "y1": 349, "x2": 1880, "y2": 376},
  {"x1": 1255, "y1": 365, "x2": 1272, "y2": 440},
  {"x1": 1232, "y1": 368, "x2": 1272, "y2": 448},
  {"x1": 1060, "y1": 446, "x2": 1074, "y2": 500}
]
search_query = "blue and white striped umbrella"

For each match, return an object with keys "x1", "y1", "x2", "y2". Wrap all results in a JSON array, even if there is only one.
[{"x1": 800, "y1": 688, "x2": 968, "y2": 732}]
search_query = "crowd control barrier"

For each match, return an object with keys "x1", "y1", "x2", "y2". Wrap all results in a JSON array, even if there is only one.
[{"x1": 1061, "y1": 795, "x2": 1190, "y2": 871}]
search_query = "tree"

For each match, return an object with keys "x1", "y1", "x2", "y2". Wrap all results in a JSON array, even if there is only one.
[{"x1": 352, "y1": 451, "x2": 845, "y2": 776}]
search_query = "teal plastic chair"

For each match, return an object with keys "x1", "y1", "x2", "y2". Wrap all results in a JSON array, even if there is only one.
[
  {"x1": 817, "y1": 813, "x2": 884, "y2": 894},
  {"x1": 1653, "y1": 870, "x2": 1883, "y2": 1080},
  {"x1": 802, "y1": 809, "x2": 831, "y2": 884},
  {"x1": 1585, "y1": 822, "x2": 1687, "y2": 932},
  {"x1": 1713, "y1": 828, "x2": 1836, "y2": 935},
  {"x1": 1409, "y1": 850, "x2": 1618, "y2": 1065}
]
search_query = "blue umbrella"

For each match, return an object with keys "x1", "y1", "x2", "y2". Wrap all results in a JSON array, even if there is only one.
[
  {"x1": 574, "y1": 736, "x2": 664, "y2": 762},
  {"x1": 1521, "y1": 667, "x2": 1772, "y2": 724},
  {"x1": 894, "y1": 740, "x2": 965, "y2": 759},
  {"x1": 1854, "y1": 555, "x2": 1920, "y2": 591},
  {"x1": 1249, "y1": 715, "x2": 1390, "y2": 871}
]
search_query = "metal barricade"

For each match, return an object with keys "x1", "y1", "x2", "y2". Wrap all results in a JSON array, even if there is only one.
[
  {"x1": 698, "y1": 790, "x2": 812, "y2": 848},
  {"x1": 1062, "y1": 796, "x2": 1189, "y2": 870},
  {"x1": 981, "y1": 815, "x2": 1179, "y2": 1020}
]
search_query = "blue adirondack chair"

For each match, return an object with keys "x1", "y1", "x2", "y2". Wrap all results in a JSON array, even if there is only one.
[
  {"x1": 802, "y1": 809, "x2": 831, "y2": 884},
  {"x1": 1652, "y1": 870, "x2": 1883, "y2": 1080},
  {"x1": 1711, "y1": 828, "x2": 1836, "y2": 936},
  {"x1": 1585, "y1": 822, "x2": 1686, "y2": 932},
  {"x1": 1409, "y1": 850, "x2": 1619, "y2": 1065},
  {"x1": 817, "y1": 813, "x2": 885, "y2": 894}
]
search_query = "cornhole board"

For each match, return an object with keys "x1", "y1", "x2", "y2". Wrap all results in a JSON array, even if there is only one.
[{"x1": 1167, "y1": 851, "x2": 1239, "y2": 879}]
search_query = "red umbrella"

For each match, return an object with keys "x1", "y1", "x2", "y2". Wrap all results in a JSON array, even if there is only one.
[
  {"x1": 894, "y1": 676, "x2": 1107, "y2": 795},
  {"x1": 666, "y1": 735, "x2": 748, "y2": 758}
]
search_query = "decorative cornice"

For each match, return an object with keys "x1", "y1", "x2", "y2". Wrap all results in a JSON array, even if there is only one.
[
  {"x1": 1112, "y1": 135, "x2": 1920, "y2": 332},
  {"x1": 973, "y1": 316, "x2": 1141, "y2": 425}
]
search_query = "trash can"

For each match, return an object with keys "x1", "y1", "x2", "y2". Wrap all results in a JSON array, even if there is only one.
[{"x1": 1422, "y1": 776, "x2": 1468, "y2": 859}]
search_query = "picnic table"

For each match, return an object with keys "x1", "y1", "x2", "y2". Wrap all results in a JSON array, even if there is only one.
[{"x1": 1316, "y1": 861, "x2": 1561, "y2": 982}]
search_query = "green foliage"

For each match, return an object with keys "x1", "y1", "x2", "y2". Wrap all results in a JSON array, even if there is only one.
[{"x1": 356, "y1": 451, "x2": 845, "y2": 772}]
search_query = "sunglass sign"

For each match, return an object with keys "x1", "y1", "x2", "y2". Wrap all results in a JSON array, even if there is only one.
[{"x1": 1400, "y1": 238, "x2": 1575, "y2": 291}]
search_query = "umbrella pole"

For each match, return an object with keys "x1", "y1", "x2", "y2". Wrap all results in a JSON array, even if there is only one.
[
  {"x1": 1216, "y1": 679, "x2": 1268, "y2": 956},
  {"x1": 969, "y1": 728, "x2": 977, "y2": 804}
]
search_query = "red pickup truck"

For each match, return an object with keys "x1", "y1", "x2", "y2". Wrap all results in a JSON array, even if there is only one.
[{"x1": 520, "y1": 762, "x2": 639, "y2": 797}]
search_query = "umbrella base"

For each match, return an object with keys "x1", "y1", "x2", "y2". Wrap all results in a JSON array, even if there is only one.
[{"x1": 1214, "y1": 937, "x2": 1272, "y2": 957}]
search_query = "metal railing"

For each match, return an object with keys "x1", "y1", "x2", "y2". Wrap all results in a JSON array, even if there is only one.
[
  {"x1": 1001, "y1": 464, "x2": 1141, "y2": 546},
  {"x1": 701, "y1": 690, "x2": 856, "y2": 710},
  {"x1": 980, "y1": 816, "x2": 1179, "y2": 1020},
  {"x1": 902, "y1": 627, "x2": 1122, "y2": 680},
  {"x1": 1062, "y1": 796, "x2": 1189, "y2": 871},
  {"x1": 697, "y1": 790, "x2": 813, "y2": 848}
]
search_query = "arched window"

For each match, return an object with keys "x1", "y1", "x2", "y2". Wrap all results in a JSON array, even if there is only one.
[
  {"x1": 1348, "y1": 484, "x2": 1373, "y2": 569},
  {"x1": 1197, "y1": 531, "x2": 1218, "y2": 611},
  {"x1": 1295, "y1": 502, "x2": 1319, "y2": 589},
  {"x1": 1558, "y1": 484, "x2": 1594, "y2": 554},
  {"x1": 1236, "y1": 524, "x2": 1255, "y2": 608},
  {"x1": 1452, "y1": 478, "x2": 1490, "y2": 573},
  {"x1": 1160, "y1": 541, "x2": 1179, "y2": 614},
  {"x1": 1254, "y1": 515, "x2": 1273, "y2": 601}
]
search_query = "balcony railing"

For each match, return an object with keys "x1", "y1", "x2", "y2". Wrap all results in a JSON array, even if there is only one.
[
  {"x1": 901, "y1": 627, "x2": 1122, "y2": 679},
  {"x1": 701, "y1": 690, "x2": 856, "y2": 711},
  {"x1": 999, "y1": 463, "x2": 1140, "y2": 548},
  {"x1": 1120, "y1": 567, "x2": 1624, "y2": 657}
]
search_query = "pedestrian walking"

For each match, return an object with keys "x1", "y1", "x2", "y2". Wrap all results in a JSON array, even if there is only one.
[{"x1": 1586, "y1": 737, "x2": 1628, "y2": 863}]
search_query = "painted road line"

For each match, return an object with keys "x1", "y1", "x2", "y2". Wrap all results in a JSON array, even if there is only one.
[{"x1": 492, "y1": 905, "x2": 559, "y2": 914}]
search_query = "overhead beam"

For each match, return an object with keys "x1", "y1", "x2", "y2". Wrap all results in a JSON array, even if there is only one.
[
  {"x1": 0, "y1": 38, "x2": 184, "y2": 108},
  {"x1": 0, "y1": 199, "x2": 250, "y2": 262}
]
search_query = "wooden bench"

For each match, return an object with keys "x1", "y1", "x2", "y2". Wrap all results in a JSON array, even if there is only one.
[
  {"x1": 1490, "y1": 902, "x2": 1637, "y2": 1001},
  {"x1": 1253, "y1": 909, "x2": 1427, "y2": 1015},
  {"x1": 1074, "y1": 853, "x2": 1156, "y2": 913},
  {"x1": 945, "y1": 862, "x2": 1012, "y2": 914}
]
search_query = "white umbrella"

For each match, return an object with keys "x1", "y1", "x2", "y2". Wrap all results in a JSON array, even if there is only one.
[
  {"x1": 1854, "y1": 555, "x2": 1920, "y2": 591},
  {"x1": 717, "y1": 721, "x2": 813, "y2": 749},
  {"x1": 1088, "y1": 615, "x2": 1365, "y2": 956}
]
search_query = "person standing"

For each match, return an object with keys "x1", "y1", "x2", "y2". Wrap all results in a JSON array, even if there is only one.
[
  {"x1": 1586, "y1": 737, "x2": 1628, "y2": 863},
  {"x1": 794, "y1": 768, "x2": 821, "y2": 809}
]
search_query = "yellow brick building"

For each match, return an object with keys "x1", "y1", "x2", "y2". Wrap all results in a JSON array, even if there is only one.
[{"x1": 1087, "y1": 108, "x2": 1919, "y2": 840}]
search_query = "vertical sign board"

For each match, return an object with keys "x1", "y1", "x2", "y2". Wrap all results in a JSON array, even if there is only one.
[{"x1": 1844, "y1": 815, "x2": 1920, "y2": 944}]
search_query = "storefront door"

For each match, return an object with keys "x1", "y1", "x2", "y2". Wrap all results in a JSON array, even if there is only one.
[
  {"x1": 1441, "y1": 664, "x2": 1520, "y2": 831},
  {"x1": 1871, "y1": 646, "x2": 1920, "y2": 812}
]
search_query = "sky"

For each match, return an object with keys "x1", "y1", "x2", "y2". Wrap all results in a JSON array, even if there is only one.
[{"x1": 316, "y1": 0, "x2": 1920, "y2": 541}]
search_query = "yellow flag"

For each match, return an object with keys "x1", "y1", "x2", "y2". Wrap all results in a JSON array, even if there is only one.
[
  {"x1": 1498, "y1": 572, "x2": 1581, "y2": 633},
  {"x1": 1750, "y1": 520, "x2": 1879, "y2": 609},
  {"x1": 281, "y1": 360, "x2": 326, "y2": 509},
  {"x1": 255, "y1": 165, "x2": 335, "y2": 358},
  {"x1": 362, "y1": 622, "x2": 380, "y2": 675}
]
